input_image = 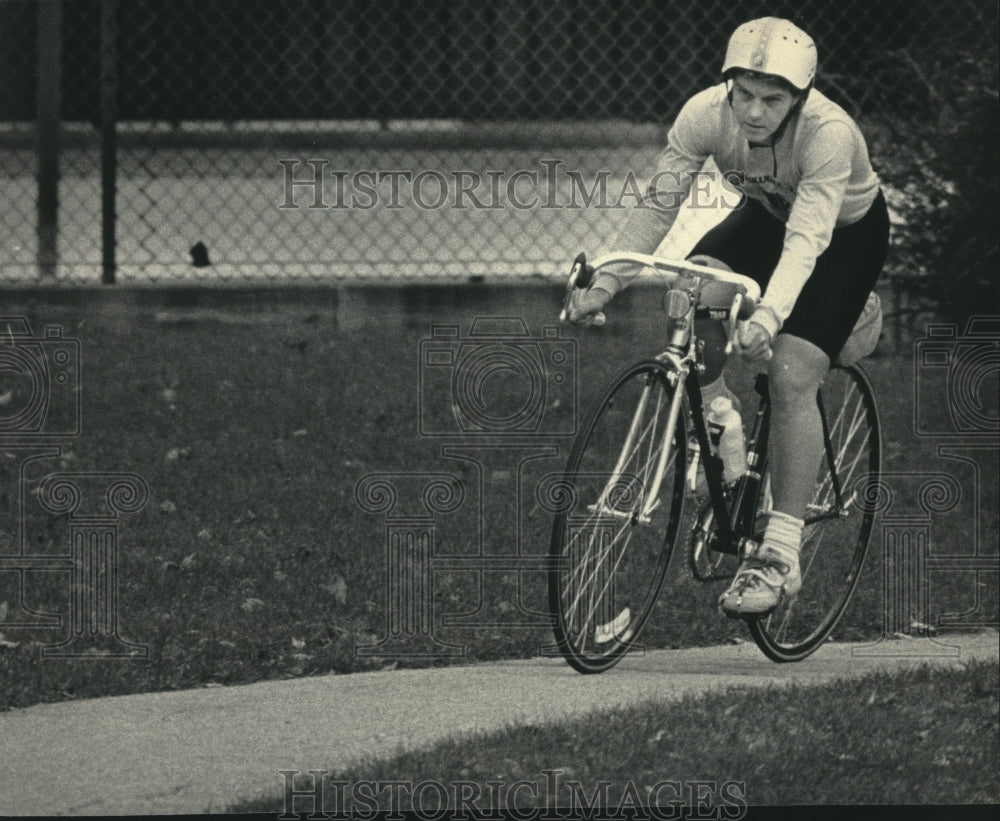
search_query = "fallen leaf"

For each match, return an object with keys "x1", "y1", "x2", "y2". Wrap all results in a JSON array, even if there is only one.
[
  {"x1": 160, "y1": 500, "x2": 178, "y2": 514},
  {"x1": 910, "y1": 621, "x2": 937, "y2": 635},
  {"x1": 322, "y1": 575, "x2": 348, "y2": 605}
]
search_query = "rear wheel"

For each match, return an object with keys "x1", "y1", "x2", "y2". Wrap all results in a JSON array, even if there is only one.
[
  {"x1": 749, "y1": 365, "x2": 881, "y2": 661},
  {"x1": 548, "y1": 361, "x2": 687, "y2": 673}
]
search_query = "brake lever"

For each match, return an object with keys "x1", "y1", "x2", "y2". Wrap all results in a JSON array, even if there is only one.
[
  {"x1": 726, "y1": 292, "x2": 773, "y2": 361},
  {"x1": 724, "y1": 292, "x2": 743, "y2": 355},
  {"x1": 560, "y1": 252, "x2": 606, "y2": 326}
]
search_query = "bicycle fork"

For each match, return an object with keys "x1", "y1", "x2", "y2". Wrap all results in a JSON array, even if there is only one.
[{"x1": 588, "y1": 366, "x2": 687, "y2": 525}]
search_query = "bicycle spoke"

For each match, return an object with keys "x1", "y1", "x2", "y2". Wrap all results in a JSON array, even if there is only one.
[
  {"x1": 763, "y1": 522, "x2": 830, "y2": 644},
  {"x1": 750, "y1": 366, "x2": 880, "y2": 662},
  {"x1": 549, "y1": 363, "x2": 686, "y2": 673},
  {"x1": 810, "y1": 385, "x2": 872, "y2": 516},
  {"x1": 563, "y1": 442, "x2": 678, "y2": 642}
]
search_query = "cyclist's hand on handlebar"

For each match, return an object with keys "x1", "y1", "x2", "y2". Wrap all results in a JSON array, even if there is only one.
[
  {"x1": 567, "y1": 286, "x2": 613, "y2": 327},
  {"x1": 736, "y1": 319, "x2": 773, "y2": 363}
]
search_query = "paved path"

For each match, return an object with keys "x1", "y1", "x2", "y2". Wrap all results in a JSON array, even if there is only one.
[{"x1": 2, "y1": 632, "x2": 996, "y2": 816}]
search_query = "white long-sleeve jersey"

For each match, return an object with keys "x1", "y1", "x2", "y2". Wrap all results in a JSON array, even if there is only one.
[{"x1": 594, "y1": 84, "x2": 880, "y2": 331}]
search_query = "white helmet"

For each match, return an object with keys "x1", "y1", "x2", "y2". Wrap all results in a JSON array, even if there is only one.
[{"x1": 722, "y1": 17, "x2": 817, "y2": 92}]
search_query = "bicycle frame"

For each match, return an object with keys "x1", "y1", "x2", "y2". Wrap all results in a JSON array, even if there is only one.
[
  {"x1": 589, "y1": 367, "x2": 687, "y2": 524},
  {"x1": 576, "y1": 253, "x2": 764, "y2": 542},
  {"x1": 553, "y1": 250, "x2": 883, "y2": 668}
]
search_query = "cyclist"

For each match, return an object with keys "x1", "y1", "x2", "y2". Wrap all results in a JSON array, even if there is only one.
[{"x1": 567, "y1": 17, "x2": 890, "y2": 616}]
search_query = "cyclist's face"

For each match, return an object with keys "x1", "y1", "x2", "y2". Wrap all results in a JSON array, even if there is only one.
[{"x1": 730, "y1": 76, "x2": 797, "y2": 143}]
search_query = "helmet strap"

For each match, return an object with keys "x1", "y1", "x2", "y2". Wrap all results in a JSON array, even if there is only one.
[
  {"x1": 726, "y1": 80, "x2": 811, "y2": 148},
  {"x1": 769, "y1": 85, "x2": 810, "y2": 144}
]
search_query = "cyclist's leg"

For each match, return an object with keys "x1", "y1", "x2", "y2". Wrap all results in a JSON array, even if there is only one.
[
  {"x1": 767, "y1": 335, "x2": 830, "y2": 519},
  {"x1": 720, "y1": 191, "x2": 890, "y2": 616},
  {"x1": 688, "y1": 199, "x2": 784, "y2": 395},
  {"x1": 693, "y1": 319, "x2": 730, "y2": 391},
  {"x1": 780, "y1": 190, "x2": 890, "y2": 362},
  {"x1": 717, "y1": 334, "x2": 826, "y2": 613},
  {"x1": 688, "y1": 198, "x2": 785, "y2": 279}
]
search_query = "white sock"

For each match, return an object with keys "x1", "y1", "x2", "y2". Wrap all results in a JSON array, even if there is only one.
[
  {"x1": 701, "y1": 376, "x2": 741, "y2": 415},
  {"x1": 762, "y1": 511, "x2": 803, "y2": 566}
]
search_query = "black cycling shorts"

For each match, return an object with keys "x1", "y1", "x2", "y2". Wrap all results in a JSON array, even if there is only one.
[{"x1": 688, "y1": 189, "x2": 890, "y2": 362}]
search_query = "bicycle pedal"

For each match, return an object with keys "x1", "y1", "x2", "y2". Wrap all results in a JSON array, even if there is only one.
[
  {"x1": 719, "y1": 589, "x2": 797, "y2": 620},
  {"x1": 692, "y1": 559, "x2": 735, "y2": 584},
  {"x1": 720, "y1": 607, "x2": 772, "y2": 622}
]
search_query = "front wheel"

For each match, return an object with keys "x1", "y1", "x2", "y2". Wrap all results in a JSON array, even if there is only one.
[
  {"x1": 749, "y1": 365, "x2": 882, "y2": 661},
  {"x1": 548, "y1": 361, "x2": 687, "y2": 673}
]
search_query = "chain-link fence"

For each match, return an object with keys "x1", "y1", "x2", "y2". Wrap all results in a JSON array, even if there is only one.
[{"x1": 0, "y1": 0, "x2": 997, "y2": 305}]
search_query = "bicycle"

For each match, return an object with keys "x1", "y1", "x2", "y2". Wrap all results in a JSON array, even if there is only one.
[{"x1": 548, "y1": 252, "x2": 881, "y2": 673}]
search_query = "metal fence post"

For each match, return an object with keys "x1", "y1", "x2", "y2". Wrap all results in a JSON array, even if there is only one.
[
  {"x1": 100, "y1": 0, "x2": 119, "y2": 285},
  {"x1": 36, "y1": 0, "x2": 62, "y2": 280}
]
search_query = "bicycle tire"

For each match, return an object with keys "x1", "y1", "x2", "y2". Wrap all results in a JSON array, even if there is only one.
[
  {"x1": 749, "y1": 364, "x2": 881, "y2": 662},
  {"x1": 548, "y1": 360, "x2": 687, "y2": 674}
]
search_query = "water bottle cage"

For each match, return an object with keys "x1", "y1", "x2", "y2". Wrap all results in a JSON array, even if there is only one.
[{"x1": 708, "y1": 420, "x2": 724, "y2": 448}]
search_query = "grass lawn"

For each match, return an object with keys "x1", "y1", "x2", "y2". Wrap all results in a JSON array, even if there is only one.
[
  {"x1": 0, "y1": 286, "x2": 995, "y2": 712},
  {"x1": 229, "y1": 659, "x2": 999, "y2": 812}
]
